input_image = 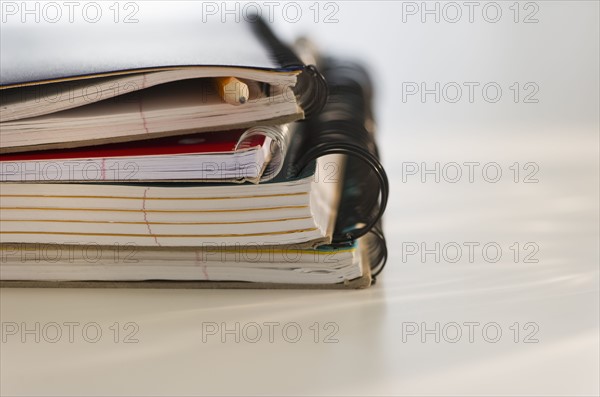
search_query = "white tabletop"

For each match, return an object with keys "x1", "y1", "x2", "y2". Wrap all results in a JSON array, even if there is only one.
[{"x1": 1, "y1": 2, "x2": 598, "y2": 396}]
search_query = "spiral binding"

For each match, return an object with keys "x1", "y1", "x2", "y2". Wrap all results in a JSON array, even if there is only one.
[
  {"x1": 292, "y1": 58, "x2": 389, "y2": 246},
  {"x1": 248, "y1": 18, "x2": 388, "y2": 276},
  {"x1": 235, "y1": 125, "x2": 292, "y2": 182},
  {"x1": 250, "y1": 16, "x2": 328, "y2": 118},
  {"x1": 364, "y1": 225, "x2": 388, "y2": 278}
]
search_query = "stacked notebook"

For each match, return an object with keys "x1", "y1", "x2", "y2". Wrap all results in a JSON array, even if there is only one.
[{"x1": 0, "y1": 14, "x2": 388, "y2": 289}]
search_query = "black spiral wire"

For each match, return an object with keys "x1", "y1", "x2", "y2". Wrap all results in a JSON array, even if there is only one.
[
  {"x1": 250, "y1": 16, "x2": 328, "y2": 117},
  {"x1": 292, "y1": 58, "x2": 389, "y2": 276}
]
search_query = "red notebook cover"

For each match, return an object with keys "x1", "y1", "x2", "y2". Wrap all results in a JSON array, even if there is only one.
[{"x1": 0, "y1": 130, "x2": 265, "y2": 161}]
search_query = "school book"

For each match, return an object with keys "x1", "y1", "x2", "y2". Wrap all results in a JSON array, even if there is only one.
[
  {"x1": 0, "y1": 9, "x2": 327, "y2": 153},
  {"x1": 0, "y1": 154, "x2": 344, "y2": 248},
  {"x1": 0, "y1": 58, "x2": 388, "y2": 288},
  {"x1": 0, "y1": 126, "x2": 291, "y2": 183}
]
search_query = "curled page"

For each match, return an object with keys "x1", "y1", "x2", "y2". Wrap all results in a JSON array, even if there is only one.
[{"x1": 236, "y1": 124, "x2": 293, "y2": 182}]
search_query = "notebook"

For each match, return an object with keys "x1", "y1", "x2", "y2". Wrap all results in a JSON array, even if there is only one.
[
  {"x1": 0, "y1": 54, "x2": 388, "y2": 288},
  {"x1": 0, "y1": 242, "x2": 367, "y2": 286},
  {"x1": 0, "y1": 126, "x2": 291, "y2": 183},
  {"x1": 0, "y1": 154, "x2": 344, "y2": 248},
  {"x1": 0, "y1": 9, "x2": 327, "y2": 153}
]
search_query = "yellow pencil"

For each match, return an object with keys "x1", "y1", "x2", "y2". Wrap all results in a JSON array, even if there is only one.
[{"x1": 215, "y1": 77, "x2": 250, "y2": 105}]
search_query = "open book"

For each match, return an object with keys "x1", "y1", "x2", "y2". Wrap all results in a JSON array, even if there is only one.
[{"x1": 0, "y1": 10, "x2": 326, "y2": 153}]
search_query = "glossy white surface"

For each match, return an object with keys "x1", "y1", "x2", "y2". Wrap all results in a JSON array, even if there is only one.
[{"x1": 1, "y1": 1, "x2": 598, "y2": 396}]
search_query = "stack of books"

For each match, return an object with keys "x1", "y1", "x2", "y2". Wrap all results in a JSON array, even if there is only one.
[{"x1": 0, "y1": 16, "x2": 388, "y2": 289}]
